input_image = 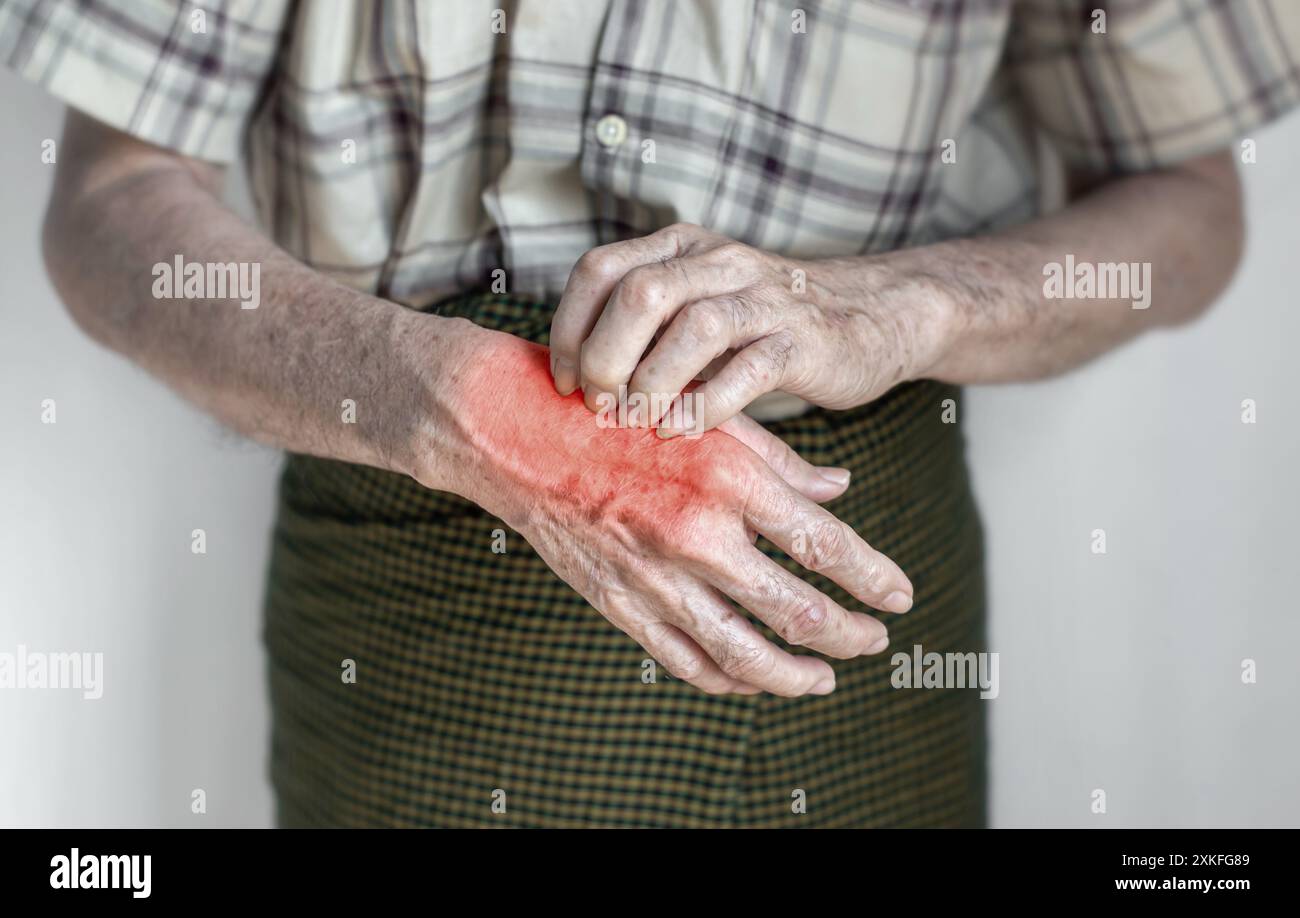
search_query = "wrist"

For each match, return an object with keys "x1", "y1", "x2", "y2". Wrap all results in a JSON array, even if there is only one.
[
  {"x1": 907, "y1": 236, "x2": 1051, "y2": 383},
  {"x1": 386, "y1": 312, "x2": 537, "y2": 529},
  {"x1": 856, "y1": 245, "x2": 969, "y2": 385},
  {"x1": 906, "y1": 261, "x2": 967, "y2": 384},
  {"x1": 385, "y1": 310, "x2": 483, "y2": 494},
  {"x1": 820, "y1": 252, "x2": 964, "y2": 392}
]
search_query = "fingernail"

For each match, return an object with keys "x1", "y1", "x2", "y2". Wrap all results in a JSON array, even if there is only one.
[
  {"x1": 866, "y1": 633, "x2": 890, "y2": 654},
  {"x1": 554, "y1": 358, "x2": 578, "y2": 395},
  {"x1": 819, "y1": 467, "x2": 851, "y2": 487},
  {"x1": 882, "y1": 591, "x2": 912, "y2": 614},
  {"x1": 583, "y1": 385, "x2": 609, "y2": 414},
  {"x1": 656, "y1": 425, "x2": 681, "y2": 439},
  {"x1": 811, "y1": 675, "x2": 836, "y2": 695}
]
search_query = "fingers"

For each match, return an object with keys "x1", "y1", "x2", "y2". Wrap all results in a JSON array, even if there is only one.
[
  {"x1": 634, "y1": 618, "x2": 762, "y2": 696},
  {"x1": 717, "y1": 413, "x2": 851, "y2": 503},
  {"x1": 606, "y1": 571, "x2": 841, "y2": 696},
  {"x1": 667, "y1": 583, "x2": 838, "y2": 697},
  {"x1": 657, "y1": 333, "x2": 795, "y2": 437},
  {"x1": 579, "y1": 255, "x2": 758, "y2": 414},
  {"x1": 744, "y1": 475, "x2": 914, "y2": 614},
  {"x1": 550, "y1": 227, "x2": 697, "y2": 396},
  {"x1": 552, "y1": 227, "x2": 792, "y2": 439},
  {"x1": 624, "y1": 576, "x2": 835, "y2": 697},
  {"x1": 705, "y1": 546, "x2": 890, "y2": 659},
  {"x1": 626, "y1": 294, "x2": 773, "y2": 427}
]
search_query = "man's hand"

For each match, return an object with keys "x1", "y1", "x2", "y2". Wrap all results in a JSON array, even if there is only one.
[
  {"x1": 408, "y1": 324, "x2": 914, "y2": 697},
  {"x1": 548, "y1": 222, "x2": 954, "y2": 436},
  {"x1": 550, "y1": 151, "x2": 1244, "y2": 435}
]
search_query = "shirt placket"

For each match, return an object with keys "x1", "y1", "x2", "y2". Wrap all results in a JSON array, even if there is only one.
[{"x1": 581, "y1": 0, "x2": 754, "y2": 242}]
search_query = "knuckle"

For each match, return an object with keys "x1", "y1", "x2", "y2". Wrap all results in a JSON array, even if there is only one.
[
  {"x1": 619, "y1": 270, "x2": 669, "y2": 313},
  {"x1": 804, "y1": 520, "x2": 851, "y2": 573},
  {"x1": 696, "y1": 449, "x2": 757, "y2": 499},
  {"x1": 663, "y1": 652, "x2": 706, "y2": 685},
  {"x1": 661, "y1": 221, "x2": 700, "y2": 245},
  {"x1": 665, "y1": 516, "x2": 718, "y2": 563},
  {"x1": 638, "y1": 621, "x2": 708, "y2": 685},
  {"x1": 710, "y1": 240, "x2": 752, "y2": 264},
  {"x1": 734, "y1": 347, "x2": 779, "y2": 391},
  {"x1": 720, "y1": 645, "x2": 776, "y2": 683},
  {"x1": 765, "y1": 440, "x2": 799, "y2": 480},
  {"x1": 680, "y1": 302, "x2": 728, "y2": 345},
  {"x1": 574, "y1": 246, "x2": 616, "y2": 283},
  {"x1": 778, "y1": 599, "x2": 830, "y2": 647}
]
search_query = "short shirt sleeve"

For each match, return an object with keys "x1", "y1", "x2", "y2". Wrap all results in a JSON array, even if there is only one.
[
  {"x1": 1006, "y1": 0, "x2": 1300, "y2": 174},
  {"x1": 0, "y1": 0, "x2": 291, "y2": 163}
]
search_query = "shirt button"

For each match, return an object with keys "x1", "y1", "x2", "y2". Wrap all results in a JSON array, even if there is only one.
[{"x1": 595, "y1": 113, "x2": 628, "y2": 148}]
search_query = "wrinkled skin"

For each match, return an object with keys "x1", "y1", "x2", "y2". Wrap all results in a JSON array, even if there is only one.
[
  {"x1": 548, "y1": 222, "x2": 949, "y2": 436},
  {"x1": 416, "y1": 323, "x2": 913, "y2": 698}
]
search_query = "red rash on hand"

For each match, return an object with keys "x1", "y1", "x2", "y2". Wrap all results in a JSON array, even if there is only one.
[
  {"x1": 443, "y1": 332, "x2": 905, "y2": 697},
  {"x1": 457, "y1": 338, "x2": 748, "y2": 536}
]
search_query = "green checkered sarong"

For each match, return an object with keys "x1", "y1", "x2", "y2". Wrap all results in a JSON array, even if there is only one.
[{"x1": 264, "y1": 292, "x2": 987, "y2": 827}]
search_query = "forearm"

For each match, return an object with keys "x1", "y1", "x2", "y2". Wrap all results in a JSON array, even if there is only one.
[
  {"x1": 542, "y1": 153, "x2": 1245, "y2": 434},
  {"x1": 41, "y1": 141, "x2": 455, "y2": 481},
  {"x1": 907, "y1": 151, "x2": 1244, "y2": 384}
]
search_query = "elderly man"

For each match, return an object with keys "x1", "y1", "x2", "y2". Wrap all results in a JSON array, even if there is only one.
[{"x1": 10, "y1": 0, "x2": 1298, "y2": 826}]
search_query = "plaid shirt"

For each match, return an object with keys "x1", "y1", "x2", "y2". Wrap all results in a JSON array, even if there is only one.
[{"x1": 3, "y1": 0, "x2": 1298, "y2": 308}]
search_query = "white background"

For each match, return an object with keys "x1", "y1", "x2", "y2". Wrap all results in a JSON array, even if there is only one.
[{"x1": 2, "y1": 69, "x2": 1297, "y2": 827}]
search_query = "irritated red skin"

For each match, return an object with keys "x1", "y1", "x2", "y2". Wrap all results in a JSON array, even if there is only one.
[
  {"x1": 443, "y1": 332, "x2": 901, "y2": 693},
  {"x1": 455, "y1": 337, "x2": 750, "y2": 536}
]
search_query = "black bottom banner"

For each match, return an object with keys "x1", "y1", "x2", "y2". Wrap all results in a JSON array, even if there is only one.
[{"x1": 0, "y1": 827, "x2": 1285, "y2": 905}]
